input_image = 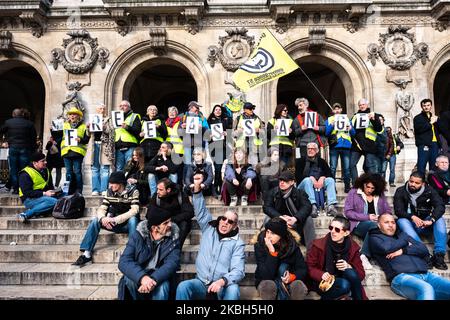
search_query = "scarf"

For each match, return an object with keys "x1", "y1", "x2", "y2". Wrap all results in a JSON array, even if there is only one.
[
  {"x1": 325, "y1": 233, "x2": 351, "y2": 275},
  {"x1": 165, "y1": 116, "x2": 181, "y2": 128},
  {"x1": 282, "y1": 186, "x2": 298, "y2": 218},
  {"x1": 436, "y1": 169, "x2": 450, "y2": 185},
  {"x1": 303, "y1": 156, "x2": 320, "y2": 179},
  {"x1": 406, "y1": 183, "x2": 425, "y2": 208}
]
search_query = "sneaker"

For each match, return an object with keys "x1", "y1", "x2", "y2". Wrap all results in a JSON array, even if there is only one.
[
  {"x1": 360, "y1": 254, "x2": 373, "y2": 270},
  {"x1": 310, "y1": 204, "x2": 318, "y2": 218},
  {"x1": 431, "y1": 253, "x2": 448, "y2": 270},
  {"x1": 16, "y1": 213, "x2": 28, "y2": 223},
  {"x1": 326, "y1": 204, "x2": 338, "y2": 217},
  {"x1": 72, "y1": 254, "x2": 92, "y2": 267},
  {"x1": 389, "y1": 183, "x2": 396, "y2": 188},
  {"x1": 241, "y1": 195, "x2": 248, "y2": 206},
  {"x1": 91, "y1": 191, "x2": 100, "y2": 196},
  {"x1": 229, "y1": 195, "x2": 238, "y2": 207}
]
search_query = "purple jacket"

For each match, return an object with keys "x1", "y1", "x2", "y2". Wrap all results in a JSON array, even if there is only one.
[{"x1": 344, "y1": 188, "x2": 392, "y2": 232}]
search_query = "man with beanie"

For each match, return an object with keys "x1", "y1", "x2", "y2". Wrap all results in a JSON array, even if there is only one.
[
  {"x1": 176, "y1": 172, "x2": 245, "y2": 300},
  {"x1": 118, "y1": 205, "x2": 180, "y2": 300},
  {"x1": 263, "y1": 170, "x2": 316, "y2": 249},
  {"x1": 73, "y1": 171, "x2": 139, "y2": 266},
  {"x1": 16, "y1": 152, "x2": 58, "y2": 223}
]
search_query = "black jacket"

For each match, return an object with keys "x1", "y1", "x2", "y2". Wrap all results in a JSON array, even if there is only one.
[
  {"x1": 413, "y1": 111, "x2": 439, "y2": 147},
  {"x1": 263, "y1": 186, "x2": 312, "y2": 228},
  {"x1": 124, "y1": 162, "x2": 151, "y2": 205},
  {"x1": 254, "y1": 231, "x2": 307, "y2": 287},
  {"x1": 437, "y1": 110, "x2": 450, "y2": 145},
  {"x1": 0, "y1": 116, "x2": 37, "y2": 149},
  {"x1": 393, "y1": 183, "x2": 445, "y2": 222},
  {"x1": 145, "y1": 153, "x2": 177, "y2": 178},
  {"x1": 369, "y1": 228, "x2": 429, "y2": 282},
  {"x1": 19, "y1": 166, "x2": 54, "y2": 202},
  {"x1": 351, "y1": 109, "x2": 383, "y2": 154},
  {"x1": 140, "y1": 115, "x2": 168, "y2": 161},
  {"x1": 427, "y1": 170, "x2": 450, "y2": 204},
  {"x1": 295, "y1": 156, "x2": 332, "y2": 183}
]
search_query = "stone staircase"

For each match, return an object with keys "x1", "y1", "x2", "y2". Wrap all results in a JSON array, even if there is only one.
[{"x1": 0, "y1": 185, "x2": 449, "y2": 300}]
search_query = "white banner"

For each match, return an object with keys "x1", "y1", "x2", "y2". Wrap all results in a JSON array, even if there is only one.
[
  {"x1": 89, "y1": 114, "x2": 103, "y2": 132},
  {"x1": 51, "y1": 119, "x2": 64, "y2": 131},
  {"x1": 276, "y1": 119, "x2": 289, "y2": 136},
  {"x1": 112, "y1": 111, "x2": 124, "y2": 128},
  {"x1": 144, "y1": 121, "x2": 157, "y2": 139},
  {"x1": 64, "y1": 129, "x2": 78, "y2": 146},
  {"x1": 211, "y1": 123, "x2": 224, "y2": 141},
  {"x1": 186, "y1": 116, "x2": 200, "y2": 134}
]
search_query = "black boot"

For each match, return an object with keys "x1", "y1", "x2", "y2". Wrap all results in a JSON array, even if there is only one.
[{"x1": 432, "y1": 253, "x2": 448, "y2": 270}]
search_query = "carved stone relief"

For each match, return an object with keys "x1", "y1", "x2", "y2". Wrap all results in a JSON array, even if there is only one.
[
  {"x1": 0, "y1": 31, "x2": 15, "y2": 56},
  {"x1": 149, "y1": 28, "x2": 167, "y2": 56},
  {"x1": 308, "y1": 27, "x2": 326, "y2": 53},
  {"x1": 50, "y1": 29, "x2": 109, "y2": 74},
  {"x1": 183, "y1": 8, "x2": 203, "y2": 35},
  {"x1": 271, "y1": 6, "x2": 294, "y2": 34},
  {"x1": 108, "y1": 9, "x2": 131, "y2": 37},
  {"x1": 395, "y1": 81, "x2": 415, "y2": 139},
  {"x1": 60, "y1": 82, "x2": 86, "y2": 119},
  {"x1": 19, "y1": 9, "x2": 48, "y2": 38}
]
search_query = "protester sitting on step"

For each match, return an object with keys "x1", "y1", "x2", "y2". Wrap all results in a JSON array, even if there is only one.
[
  {"x1": 369, "y1": 212, "x2": 450, "y2": 300},
  {"x1": 146, "y1": 142, "x2": 178, "y2": 197},
  {"x1": 253, "y1": 217, "x2": 308, "y2": 300},
  {"x1": 124, "y1": 147, "x2": 150, "y2": 205},
  {"x1": 118, "y1": 206, "x2": 180, "y2": 300},
  {"x1": 427, "y1": 155, "x2": 450, "y2": 205},
  {"x1": 16, "y1": 152, "x2": 58, "y2": 223},
  {"x1": 176, "y1": 173, "x2": 245, "y2": 300},
  {"x1": 184, "y1": 147, "x2": 213, "y2": 196},
  {"x1": 306, "y1": 216, "x2": 367, "y2": 300},
  {"x1": 73, "y1": 171, "x2": 139, "y2": 266}
]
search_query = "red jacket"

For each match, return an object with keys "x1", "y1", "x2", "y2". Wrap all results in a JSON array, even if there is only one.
[{"x1": 306, "y1": 236, "x2": 368, "y2": 300}]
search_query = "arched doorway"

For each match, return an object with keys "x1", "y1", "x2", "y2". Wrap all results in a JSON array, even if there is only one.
[
  {"x1": 433, "y1": 60, "x2": 450, "y2": 115},
  {"x1": 0, "y1": 61, "x2": 45, "y2": 136},
  {"x1": 277, "y1": 61, "x2": 346, "y2": 118},
  {"x1": 127, "y1": 63, "x2": 197, "y2": 117}
]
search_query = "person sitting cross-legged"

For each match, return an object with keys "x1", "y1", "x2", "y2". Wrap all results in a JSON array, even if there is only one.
[{"x1": 427, "y1": 155, "x2": 450, "y2": 205}]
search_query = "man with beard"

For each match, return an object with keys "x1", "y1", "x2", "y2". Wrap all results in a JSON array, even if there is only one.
[
  {"x1": 393, "y1": 171, "x2": 447, "y2": 270},
  {"x1": 428, "y1": 155, "x2": 450, "y2": 204},
  {"x1": 176, "y1": 173, "x2": 245, "y2": 300},
  {"x1": 263, "y1": 170, "x2": 315, "y2": 249}
]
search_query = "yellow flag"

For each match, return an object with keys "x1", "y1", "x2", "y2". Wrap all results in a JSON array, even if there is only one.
[{"x1": 232, "y1": 29, "x2": 299, "y2": 92}]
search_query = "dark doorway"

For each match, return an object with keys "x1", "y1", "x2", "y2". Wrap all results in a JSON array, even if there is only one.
[
  {"x1": 433, "y1": 60, "x2": 450, "y2": 115},
  {"x1": 128, "y1": 64, "x2": 197, "y2": 117},
  {"x1": 277, "y1": 61, "x2": 346, "y2": 119}
]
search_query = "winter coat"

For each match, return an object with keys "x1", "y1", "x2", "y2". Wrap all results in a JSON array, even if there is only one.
[
  {"x1": 140, "y1": 114, "x2": 168, "y2": 161},
  {"x1": 295, "y1": 156, "x2": 332, "y2": 183},
  {"x1": 224, "y1": 163, "x2": 257, "y2": 182},
  {"x1": 45, "y1": 140, "x2": 64, "y2": 169},
  {"x1": 350, "y1": 109, "x2": 383, "y2": 154},
  {"x1": 0, "y1": 116, "x2": 37, "y2": 149},
  {"x1": 369, "y1": 228, "x2": 429, "y2": 282},
  {"x1": 184, "y1": 161, "x2": 214, "y2": 190},
  {"x1": 18, "y1": 166, "x2": 54, "y2": 202},
  {"x1": 324, "y1": 116, "x2": 355, "y2": 149},
  {"x1": 124, "y1": 162, "x2": 150, "y2": 205},
  {"x1": 344, "y1": 188, "x2": 392, "y2": 232},
  {"x1": 254, "y1": 231, "x2": 307, "y2": 287},
  {"x1": 393, "y1": 183, "x2": 445, "y2": 222},
  {"x1": 427, "y1": 170, "x2": 450, "y2": 204},
  {"x1": 118, "y1": 220, "x2": 180, "y2": 299},
  {"x1": 145, "y1": 153, "x2": 177, "y2": 178},
  {"x1": 292, "y1": 110, "x2": 326, "y2": 148},
  {"x1": 90, "y1": 116, "x2": 115, "y2": 166},
  {"x1": 413, "y1": 111, "x2": 439, "y2": 147}
]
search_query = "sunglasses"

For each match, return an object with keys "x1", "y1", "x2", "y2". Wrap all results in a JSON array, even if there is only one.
[
  {"x1": 219, "y1": 216, "x2": 236, "y2": 225},
  {"x1": 328, "y1": 225, "x2": 346, "y2": 233}
]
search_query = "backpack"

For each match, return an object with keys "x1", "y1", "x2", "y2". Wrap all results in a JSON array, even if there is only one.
[{"x1": 52, "y1": 192, "x2": 85, "y2": 219}]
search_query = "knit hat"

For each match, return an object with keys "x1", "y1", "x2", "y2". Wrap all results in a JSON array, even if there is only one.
[
  {"x1": 31, "y1": 152, "x2": 46, "y2": 163},
  {"x1": 108, "y1": 171, "x2": 127, "y2": 185},
  {"x1": 279, "y1": 171, "x2": 295, "y2": 182},
  {"x1": 146, "y1": 205, "x2": 172, "y2": 227},
  {"x1": 265, "y1": 218, "x2": 288, "y2": 238}
]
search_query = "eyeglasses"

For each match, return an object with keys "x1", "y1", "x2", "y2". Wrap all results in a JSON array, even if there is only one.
[
  {"x1": 328, "y1": 225, "x2": 346, "y2": 233},
  {"x1": 219, "y1": 216, "x2": 236, "y2": 225}
]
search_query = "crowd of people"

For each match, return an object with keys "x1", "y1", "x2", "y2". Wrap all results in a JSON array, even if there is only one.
[{"x1": 0, "y1": 96, "x2": 449, "y2": 300}]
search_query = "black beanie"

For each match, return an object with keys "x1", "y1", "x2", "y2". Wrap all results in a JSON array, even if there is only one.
[
  {"x1": 265, "y1": 218, "x2": 288, "y2": 238},
  {"x1": 146, "y1": 205, "x2": 172, "y2": 227},
  {"x1": 109, "y1": 171, "x2": 127, "y2": 185},
  {"x1": 31, "y1": 152, "x2": 46, "y2": 163}
]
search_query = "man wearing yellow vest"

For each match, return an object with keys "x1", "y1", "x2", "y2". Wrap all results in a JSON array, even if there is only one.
[
  {"x1": 350, "y1": 98, "x2": 383, "y2": 184},
  {"x1": 413, "y1": 99, "x2": 440, "y2": 175},
  {"x1": 139, "y1": 105, "x2": 167, "y2": 162},
  {"x1": 61, "y1": 107, "x2": 90, "y2": 194},
  {"x1": 16, "y1": 152, "x2": 58, "y2": 223},
  {"x1": 325, "y1": 103, "x2": 355, "y2": 193},
  {"x1": 115, "y1": 100, "x2": 142, "y2": 171}
]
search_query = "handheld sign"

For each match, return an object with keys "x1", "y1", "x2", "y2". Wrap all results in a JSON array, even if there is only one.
[
  {"x1": 243, "y1": 119, "x2": 256, "y2": 137},
  {"x1": 51, "y1": 119, "x2": 64, "y2": 131},
  {"x1": 334, "y1": 115, "x2": 349, "y2": 131},
  {"x1": 186, "y1": 116, "x2": 199, "y2": 134},
  {"x1": 89, "y1": 114, "x2": 103, "y2": 132},
  {"x1": 144, "y1": 121, "x2": 157, "y2": 139},
  {"x1": 112, "y1": 111, "x2": 124, "y2": 128},
  {"x1": 355, "y1": 114, "x2": 369, "y2": 129},
  {"x1": 211, "y1": 123, "x2": 224, "y2": 141},
  {"x1": 305, "y1": 112, "x2": 317, "y2": 129},
  {"x1": 276, "y1": 119, "x2": 289, "y2": 136},
  {"x1": 64, "y1": 129, "x2": 78, "y2": 147}
]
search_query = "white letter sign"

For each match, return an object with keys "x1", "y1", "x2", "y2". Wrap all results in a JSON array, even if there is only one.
[
  {"x1": 64, "y1": 129, "x2": 78, "y2": 147},
  {"x1": 144, "y1": 121, "x2": 157, "y2": 139},
  {"x1": 243, "y1": 119, "x2": 256, "y2": 137},
  {"x1": 112, "y1": 111, "x2": 124, "y2": 128},
  {"x1": 355, "y1": 114, "x2": 369, "y2": 129},
  {"x1": 51, "y1": 119, "x2": 64, "y2": 131},
  {"x1": 89, "y1": 114, "x2": 103, "y2": 132},
  {"x1": 276, "y1": 119, "x2": 289, "y2": 136},
  {"x1": 334, "y1": 115, "x2": 349, "y2": 131},
  {"x1": 305, "y1": 112, "x2": 317, "y2": 129},
  {"x1": 211, "y1": 123, "x2": 224, "y2": 141},
  {"x1": 186, "y1": 116, "x2": 199, "y2": 134}
]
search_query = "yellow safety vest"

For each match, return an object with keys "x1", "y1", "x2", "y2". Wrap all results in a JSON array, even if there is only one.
[
  {"x1": 140, "y1": 119, "x2": 164, "y2": 143},
  {"x1": 328, "y1": 115, "x2": 352, "y2": 142},
  {"x1": 352, "y1": 115, "x2": 377, "y2": 141},
  {"x1": 268, "y1": 118, "x2": 294, "y2": 147},
  {"x1": 235, "y1": 116, "x2": 263, "y2": 147},
  {"x1": 61, "y1": 122, "x2": 88, "y2": 157},
  {"x1": 166, "y1": 122, "x2": 184, "y2": 155},
  {"x1": 115, "y1": 113, "x2": 141, "y2": 144},
  {"x1": 18, "y1": 167, "x2": 50, "y2": 197}
]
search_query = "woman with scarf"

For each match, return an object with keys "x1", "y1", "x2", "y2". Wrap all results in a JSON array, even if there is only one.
[
  {"x1": 165, "y1": 106, "x2": 184, "y2": 184},
  {"x1": 184, "y1": 147, "x2": 213, "y2": 195},
  {"x1": 124, "y1": 147, "x2": 150, "y2": 205},
  {"x1": 306, "y1": 216, "x2": 367, "y2": 300},
  {"x1": 139, "y1": 105, "x2": 167, "y2": 162},
  {"x1": 253, "y1": 217, "x2": 308, "y2": 300}
]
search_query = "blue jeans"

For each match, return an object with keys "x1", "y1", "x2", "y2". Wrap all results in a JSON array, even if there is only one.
[
  {"x1": 384, "y1": 155, "x2": 397, "y2": 184},
  {"x1": 391, "y1": 271, "x2": 450, "y2": 300},
  {"x1": 80, "y1": 216, "x2": 138, "y2": 252},
  {"x1": 148, "y1": 173, "x2": 178, "y2": 197},
  {"x1": 63, "y1": 156, "x2": 84, "y2": 194},
  {"x1": 352, "y1": 220, "x2": 378, "y2": 257},
  {"x1": 22, "y1": 196, "x2": 58, "y2": 219},
  {"x1": 115, "y1": 147, "x2": 135, "y2": 171},
  {"x1": 329, "y1": 148, "x2": 351, "y2": 185},
  {"x1": 123, "y1": 276, "x2": 170, "y2": 300},
  {"x1": 9, "y1": 146, "x2": 31, "y2": 190},
  {"x1": 297, "y1": 177, "x2": 337, "y2": 205},
  {"x1": 91, "y1": 143, "x2": 110, "y2": 193},
  {"x1": 417, "y1": 143, "x2": 439, "y2": 175},
  {"x1": 176, "y1": 278, "x2": 240, "y2": 300},
  {"x1": 320, "y1": 269, "x2": 363, "y2": 300},
  {"x1": 397, "y1": 217, "x2": 447, "y2": 254},
  {"x1": 350, "y1": 151, "x2": 379, "y2": 184}
]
